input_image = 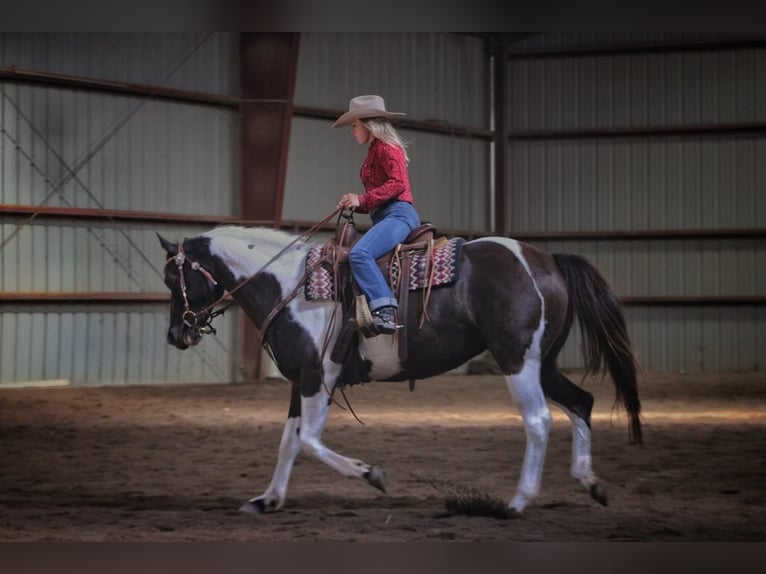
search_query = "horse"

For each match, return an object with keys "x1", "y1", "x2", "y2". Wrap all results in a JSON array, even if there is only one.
[{"x1": 158, "y1": 222, "x2": 642, "y2": 516}]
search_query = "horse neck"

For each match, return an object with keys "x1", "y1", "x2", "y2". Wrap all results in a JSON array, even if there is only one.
[{"x1": 201, "y1": 228, "x2": 308, "y2": 320}]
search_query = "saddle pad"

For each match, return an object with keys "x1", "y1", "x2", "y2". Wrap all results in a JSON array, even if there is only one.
[
  {"x1": 391, "y1": 237, "x2": 464, "y2": 291},
  {"x1": 304, "y1": 244, "x2": 335, "y2": 301},
  {"x1": 304, "y1": 237, "x2": 464, "y2": 302}
]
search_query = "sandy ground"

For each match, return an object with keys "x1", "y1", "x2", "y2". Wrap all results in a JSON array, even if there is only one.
[{"x1": 1, "y1": 371, "x2": 765, "y2": 541}]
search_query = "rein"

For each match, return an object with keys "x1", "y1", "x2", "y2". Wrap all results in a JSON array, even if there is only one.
[
  {"x1": 169, "y1": 206, "x2": 364, "y2": 422},
  {"x1": 170, "y1": 206, "x2": 343, "y2": 349},
  {"x1": 199, "y1": 206, "x2": 343, "y2": 318}
]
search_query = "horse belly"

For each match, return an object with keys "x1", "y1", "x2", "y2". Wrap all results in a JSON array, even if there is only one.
[{"x1": 359, "y1": 332, "x2": 484, "y2": 383}]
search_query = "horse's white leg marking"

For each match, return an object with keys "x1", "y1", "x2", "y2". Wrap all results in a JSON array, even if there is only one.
[
  {"x1": 506, "y1": 361, "x2": 551, "y2": 513},
  {"x1": 298, "y1": 360, "x2": 373, "y2": 479},
  {"x1": 248, "y1": 415, "x2": 302, "y2": 510},
  {"x1": 549, "y1": 400, "x2": 598, "y2": 488},
  {"x1": 473, "y1": 236, "x2": 551, "y2": 513}
]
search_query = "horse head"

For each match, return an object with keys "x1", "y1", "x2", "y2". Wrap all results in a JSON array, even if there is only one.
[{"x1": 158, "y1": 233, "x2": 226, "y2": 350}]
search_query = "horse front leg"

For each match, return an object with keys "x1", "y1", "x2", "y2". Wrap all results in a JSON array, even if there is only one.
[
  {"x1": 240, "y1": 382, "x2": 303, "y2": 513},
  {"x1": 298, "y1": 365, "x2": 387, "y2": 493}
]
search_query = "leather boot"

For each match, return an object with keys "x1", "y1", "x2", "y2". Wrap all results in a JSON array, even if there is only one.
[{"x1": 371, "y1": 306, "x2": 398, "y2": 335}]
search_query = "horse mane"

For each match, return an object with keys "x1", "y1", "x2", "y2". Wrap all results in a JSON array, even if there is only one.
[
  {"x1": 198, "y1": 226, "x2": 312, "y2": 277},
  {"x1": 203, "y1": 226, "x2": 311, "y2": 253}
]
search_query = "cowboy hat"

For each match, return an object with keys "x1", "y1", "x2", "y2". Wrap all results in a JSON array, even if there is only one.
[{"x1": 331, "y1": 95, "x2": 405, "y2": 128}]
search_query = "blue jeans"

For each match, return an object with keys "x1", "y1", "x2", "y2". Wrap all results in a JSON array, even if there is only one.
[{"x1": 348, "y1": 201, "x2": 420, "y2": 311}]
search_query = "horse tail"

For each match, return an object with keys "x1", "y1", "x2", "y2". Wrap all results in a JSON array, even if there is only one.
[{"x1": 552, "y1": 253, "x2": 643, "y2": 445}]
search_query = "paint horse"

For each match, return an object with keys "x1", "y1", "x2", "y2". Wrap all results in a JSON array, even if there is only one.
[{"x1": 159, "y1": 224, "x2": 642, "y2": 515}]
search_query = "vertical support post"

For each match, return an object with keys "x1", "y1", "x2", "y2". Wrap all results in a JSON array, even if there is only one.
[
  {"x1": 492, "y1": 34, "x2": 508, "y2": 237},
  {"x1": 239, "y1": 33, "x2": 300, "y2": 380}
]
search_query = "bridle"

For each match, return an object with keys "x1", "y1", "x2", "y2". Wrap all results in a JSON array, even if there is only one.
[
  {"x1": 168, "y1": 244, "x2": 228, "y2": 339},
  {"x1": 166, "y1": 207, "x2": 344, "y2": 345}
]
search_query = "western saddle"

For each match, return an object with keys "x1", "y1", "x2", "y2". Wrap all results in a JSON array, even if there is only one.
[{"x1": 327, "y1": 211, "x2": 444, "y2": 386}]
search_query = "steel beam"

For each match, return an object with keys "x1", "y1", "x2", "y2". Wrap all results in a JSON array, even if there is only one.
[
  {"x1": 238, "y1": 33, "x2": 300, "y2": 380},
  {"x1": 492, "y1": 34, "x2": 508, "y2": 236}
]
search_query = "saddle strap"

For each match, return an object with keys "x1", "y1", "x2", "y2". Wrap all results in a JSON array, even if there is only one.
[
  {"x1": 419, "y1": 236, "x2": 437, "y2": 329},
  {"x1": 396, "y1": 248, "x2": 410, "y2": 363}
]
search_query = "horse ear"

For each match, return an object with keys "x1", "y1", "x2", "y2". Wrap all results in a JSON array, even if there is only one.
[{"x1": 157, "y1": 233, "x2": 177, "y2": 255}]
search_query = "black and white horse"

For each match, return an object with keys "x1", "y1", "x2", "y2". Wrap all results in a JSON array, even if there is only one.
[{"x1": 159, "y1": 225, "x2": 641, "y2": 515}]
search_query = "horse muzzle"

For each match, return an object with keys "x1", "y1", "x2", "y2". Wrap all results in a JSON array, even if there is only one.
[
  {"x1": 167, "y1": 324, "x2": 202, "y2": 349},
  {"x1": 182, "y1": 328, "x2": 203, "y2": 348}
]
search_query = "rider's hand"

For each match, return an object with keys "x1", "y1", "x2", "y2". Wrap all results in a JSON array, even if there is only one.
[{"x1": 338, "y1": 193, "x2": 360, "y2": 209}]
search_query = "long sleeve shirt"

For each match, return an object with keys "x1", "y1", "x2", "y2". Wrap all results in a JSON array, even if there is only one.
[{"x1": 357, "y1": 138, "x2": 414, "y2": 214}]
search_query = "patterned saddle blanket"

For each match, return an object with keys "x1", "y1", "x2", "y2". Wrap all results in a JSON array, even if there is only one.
[{"x1": 304, "y1": 237, "x2": 465, "y2": 302}]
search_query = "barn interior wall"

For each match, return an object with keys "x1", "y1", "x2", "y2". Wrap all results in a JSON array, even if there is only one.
[
  {"x1": 1, "y1": 33, "x2": 240, "y2": 386},
  {"x1": 1, "y1": 33, "x2": 763, "y2": 386},
  {"x1": 508, "y1": 33, "x2": 765, "y2": 372}
]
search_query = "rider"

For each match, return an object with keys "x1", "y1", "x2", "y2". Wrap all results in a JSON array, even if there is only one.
[{"x1": 334, "y1": 95, "x2": 421, "y2": 335}]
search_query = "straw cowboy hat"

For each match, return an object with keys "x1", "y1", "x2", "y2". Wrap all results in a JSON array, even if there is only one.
[{"x1": 331, "y1": 95, "x2": 405, "y2": 128}]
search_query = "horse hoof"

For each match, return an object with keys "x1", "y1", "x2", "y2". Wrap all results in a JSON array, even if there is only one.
[
  {"x1": 239, "y1": 500, "x2": 264, "y2": 514},
  {"x1": 589, "y1": 483, "x2": 609, "y2": 506},
  {"x1": 365, "y1": 465, "x2": 387, "y2": 493},
  {"x1": 239, "y1": 498, "x2": 279, "y2": 514}
]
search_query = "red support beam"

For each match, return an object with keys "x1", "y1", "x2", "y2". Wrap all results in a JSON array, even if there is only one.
[
  {"x1": 238, "y1": 33, "x2": 300, "y2": 381},
  {"x1": 492, "y1": 35, "x2": 508, "y2": 236},
  {"x1": 239, "y1": 33, "x2": 300, "y2": 227}
]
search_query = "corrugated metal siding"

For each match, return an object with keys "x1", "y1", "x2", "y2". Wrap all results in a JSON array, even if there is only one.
[
  {"x1": 507, "y1": 36, "x2": 765, "y2": 372},
  {"x1": 509, "y1": 138, "x2": 762, "y2": 231},
  {"x1": 294, "y1": 33, "x2": 487, "y2": 126},
  {"x1": 0, "y1": 33, "x2": 238, "y2": 95},
  {"x1": 514, "y1": 32, "x2": 766, "y2": 51},
  {"x1": 0, "y1": 305, "x2": 239, "y2": 386},
  {"x1": 510, "y1": 49, "x2": 766, "y2": 131},
  {"x1": 534, "y1": 239, "x2": 764, "y2": 372},
  {"x1": 283, "y1": 33, "x2": 491, "y2": 233},
  {"x1": 1, "y1": 33, "x2": 239, "y2": 386},
  {"x1": 1, "y1": 84, "x2": 237, "y2": 214}
]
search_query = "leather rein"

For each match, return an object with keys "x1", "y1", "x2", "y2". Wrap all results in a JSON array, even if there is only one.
[{"x1": 168, "y1": 207, "x2": 343, "y2": 347}]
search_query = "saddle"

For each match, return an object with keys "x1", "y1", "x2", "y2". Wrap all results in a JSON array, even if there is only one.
[{"x1": 306, "y1": 212, "x2": 463, "y2": 388}]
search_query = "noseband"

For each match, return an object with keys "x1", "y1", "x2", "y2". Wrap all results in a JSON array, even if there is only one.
[{"x1": 169, "y1": 243, "x2": 226, "y2": 337}]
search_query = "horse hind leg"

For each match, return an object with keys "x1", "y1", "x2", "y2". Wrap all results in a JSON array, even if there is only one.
[
  {"x1": 503, "y1": 356, "x2": 553, "y2": 515},
  {"x1": 541, "y1": 362, "x2": 608, "y2": 506}
]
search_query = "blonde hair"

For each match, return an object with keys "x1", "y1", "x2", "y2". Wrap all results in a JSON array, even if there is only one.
[{"x1": 362, "y1": 118, "x2": 410, "y2": 163}]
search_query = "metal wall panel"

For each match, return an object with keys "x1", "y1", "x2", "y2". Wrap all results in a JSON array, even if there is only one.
[
  {"x1": 0, "y1": 33, "x2": 238, "y2": 95},
  {"x1": 533, "y1": 238, "x2": 764, "y2": 372},
  {"x1": 1, "y1": 220, "x2": 241, "y2": 385},
  {"x1": 515, "y1": 32, "x2": 766, "y2": 51},
  {"x1": 1, "y1": 84, "x2": 238, "y2": 215},
  {"x1": 510, "y1": 49, "x2": 766, "y2": 131},
  {"x1": 508, "y1": 138, "x2": 762, "y2": 232},
  {"x1": 294, "y1": 33, "x2": 487, "y2": 127},
  {"x1": 283, "y1": 33, "x2": 491, "y2": 233},
  {"x1": 0, "y1": 305, "x2": 239, "y2": 386},
  {"x1": 1, "y1": 33, "x2": 240, "y2": 386},
  {"x1": 507, "y1": 35, "x2": 765, "y2": 372}
]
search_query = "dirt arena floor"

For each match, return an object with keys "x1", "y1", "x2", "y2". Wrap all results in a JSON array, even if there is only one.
[{"x1": 1, "y1": 371, "x2": 765, "y2": 541}]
